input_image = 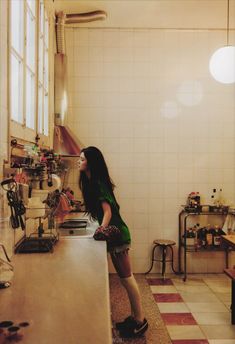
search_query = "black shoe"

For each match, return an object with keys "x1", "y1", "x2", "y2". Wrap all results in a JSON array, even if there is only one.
[
  {"x1": 116, "y1": 316, "x2": 135, "y2": 331},
  {"x1": 119, "y1": 318, "x2": 148, "y2": 338}
]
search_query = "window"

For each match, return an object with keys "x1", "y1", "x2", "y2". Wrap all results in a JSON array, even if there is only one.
[
  {"x1": 10, "y1": 0, "x2": 24, "y2": 123},
  {"x1": 26, "y1": 0, "x2": 36, "y2": 129},
  {"x1": 9, "y1": 0, "x2": 49, "y2": 138},
  {"x1": 38, "y1": 0, "x2": 49, "y2": 136}
]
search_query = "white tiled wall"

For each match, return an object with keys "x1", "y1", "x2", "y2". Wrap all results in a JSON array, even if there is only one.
[{"x1": 64, "y1": 27, "x2": 235, "y2": 273}]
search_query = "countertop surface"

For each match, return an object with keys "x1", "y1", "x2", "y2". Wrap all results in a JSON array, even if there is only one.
[{"x1": 0, "y1": 238, "x2": 112, "y2": 344}]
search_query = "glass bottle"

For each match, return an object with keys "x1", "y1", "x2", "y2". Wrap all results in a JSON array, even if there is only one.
[
  {"x1": 213, "y1": 225, "x2": 220, "y2": 247},
  {"x1": 206, "y1": 224, "x2": 213, "y2": 246}
]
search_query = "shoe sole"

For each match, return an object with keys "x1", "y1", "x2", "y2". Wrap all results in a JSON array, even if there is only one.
[{"x1": 119, "y1": 321, "x2": 148, "y2": 338}]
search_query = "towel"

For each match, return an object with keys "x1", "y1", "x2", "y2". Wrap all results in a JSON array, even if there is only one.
[
  {"x1": 53, "y1": 194, "x2": 72, "y2": 222},
  {"x1": 222, "y1": 214, "x2": 235, "y2": 233}
]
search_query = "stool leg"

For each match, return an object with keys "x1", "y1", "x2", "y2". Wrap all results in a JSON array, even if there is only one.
[
  {"x1": 145, "y1": 245, "x2": 158, "y2": 274},
  {"x1": 169, "y1": 245, "x2": 177, "y2": 273},
  {"x1": 162, "y1": 246, "x2": 167, "y2": 279}
]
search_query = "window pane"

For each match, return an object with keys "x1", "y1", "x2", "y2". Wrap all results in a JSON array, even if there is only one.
[
  {"x1": 45, "y1": 14, "x2": 49, "y2": 48},
  {"x1": 38, "y1": 1, "x2": 50, "y2": 137},
  {"x1": 11, "y1": 0, "x2": 24, "y2": 55},
  {"x1": 39, "y1": 36, "x2": 43, "y2": 83},
  {"x1": 44, "y1": 92, "x2": 48, "y2": 136},
  {"x1": 27, "y1": 0, "x2": 36, "y2": 16},
  {"x1": 40, "y1": 0, "x2": 44, "y2": 34},
  {"x1": 11, "y1": 53, "x2": 23, "y2": 123},
  {"x1": 38, "y1": 85, "x2": 43, "y2": 134},
  {"x1": 44, "y1": 49, "x2": 48, "y2": 90},
  {"x1": 26, "y1": 68, "x2": 35, "y2": 129},
  {"x1": 26, "y1": 7, "x2": 36, "y2": 72}
]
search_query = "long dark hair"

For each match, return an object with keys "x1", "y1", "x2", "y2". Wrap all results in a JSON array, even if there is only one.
[{"x1": 79, "y1": 146, "x2": 116, "y2": 219}]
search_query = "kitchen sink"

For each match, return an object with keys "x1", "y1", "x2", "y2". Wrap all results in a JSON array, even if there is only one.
[
  {"x1": 58, "y1": 218, "x2": 98, "y2": 238},
  {"x1": 59, "y1": 219, "x2": 88, "y2": 229}
]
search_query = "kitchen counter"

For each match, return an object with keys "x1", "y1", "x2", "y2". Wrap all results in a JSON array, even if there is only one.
[{"x1": 0, "y1": 238, "x2": 112, "y2": 344}]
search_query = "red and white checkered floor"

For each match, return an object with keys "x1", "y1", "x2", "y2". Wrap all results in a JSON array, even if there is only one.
[{"x1": 146, "y1": 273, "x2": 235, "y2": 343}]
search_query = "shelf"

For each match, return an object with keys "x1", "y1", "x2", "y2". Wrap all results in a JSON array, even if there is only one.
[
  {"x1": 181, "y1": 205, "x2": 229, "y2": 216},
  {"x1": 178, "y1": 210, "x2": 229, "y2": 281},
  {"x1": 181, "y1": 210, "x2": 228, "y2": 216},
  {"x1": 180, "y1": 242, "x2": 225, "y2": 251},
  {"x1": 184, "y1": 245, "x2": 225, "y2": 252}
]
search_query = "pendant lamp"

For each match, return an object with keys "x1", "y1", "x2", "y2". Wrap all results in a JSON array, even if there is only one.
[{"x1": 209, "y1": 0, "x2": 235, "y2": 84}]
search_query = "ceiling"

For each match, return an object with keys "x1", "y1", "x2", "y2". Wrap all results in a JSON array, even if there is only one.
[{"x1": 52, "y1": 0, "x2": 235, "y2": 29}]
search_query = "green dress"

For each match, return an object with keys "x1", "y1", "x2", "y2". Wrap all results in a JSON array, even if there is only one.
[{"x1": 96, "y1": 181, "x2": 131, "y2": 245}]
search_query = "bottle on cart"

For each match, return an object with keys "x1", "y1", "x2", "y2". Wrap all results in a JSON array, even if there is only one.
[
  {"x1": 193, "y1": 224, "x2": 200, "y2": 250},
  {"x1": 213, "y1": 225, "x2": 221, "y2": 247},
  {"x1": 206, "y1": 224, "x2": 213, "y2": 246},
  {"x1": 198, "y1": 227, "x2": 207, "y2": 247},
  {"x1": 186, "y1": 228, "x2": 196, "y2": 246}
]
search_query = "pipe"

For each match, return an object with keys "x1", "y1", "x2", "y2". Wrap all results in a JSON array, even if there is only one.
[
  {"x1": 55, "y1": 11, "x2": 66, "y2": 54},
  {"x1": 65, "y1": 10, "x2": 107, "y2": 24},
  {"x1": 55, "y1": 10, "x2": 107, "y2": 53}
]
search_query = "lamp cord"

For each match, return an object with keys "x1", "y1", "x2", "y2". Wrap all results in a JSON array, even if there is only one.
[{"x1": 227, "y1": 0, "x2": 230, "y2": 46}]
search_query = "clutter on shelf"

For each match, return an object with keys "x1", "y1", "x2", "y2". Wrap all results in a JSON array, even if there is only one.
[
  {"x1": 184, "y1": 188, "x2": 230, "y2": 214},
  {"x1": 182, "y1": 223, "x2": 226, "y2": 249}
]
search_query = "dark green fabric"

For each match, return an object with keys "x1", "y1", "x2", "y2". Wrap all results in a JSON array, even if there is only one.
[{"x1": 96, "y1": 181, "x2": 131, "y2": 244}]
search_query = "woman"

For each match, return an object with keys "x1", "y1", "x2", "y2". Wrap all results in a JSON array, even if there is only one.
[{"x1": 78, "y1": 146, "x2": 148, "y2": 338}]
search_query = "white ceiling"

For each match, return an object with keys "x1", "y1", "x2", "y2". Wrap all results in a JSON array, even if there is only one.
[{"x1": 53, "y1": 0, "x2": 235, "y2": 29}]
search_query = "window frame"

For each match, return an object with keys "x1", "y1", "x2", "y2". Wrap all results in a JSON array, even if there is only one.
[{"x1": 9, "y1": 0, "x2": 50, "y2": 144}]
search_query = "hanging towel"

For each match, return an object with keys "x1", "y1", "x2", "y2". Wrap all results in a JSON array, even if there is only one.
[
  {"x1": 222, "y1": 214, "x2": 235, "y2": 233},
  {"x1": 53, "y1": 193, "x2": 72, "y2": 222}
]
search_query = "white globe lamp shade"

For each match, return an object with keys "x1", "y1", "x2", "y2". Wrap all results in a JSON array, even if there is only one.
[{"x1": 209, "y1": 46, "x2": 235, "y2": 84}]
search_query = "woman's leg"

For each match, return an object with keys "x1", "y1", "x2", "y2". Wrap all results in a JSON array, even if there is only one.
[
  {"x1": 120, "y1": 275, "x2": 144, "y2": 323},
  {"x1": 110, "y1": 250, "x2": 144, "y2": 323}
]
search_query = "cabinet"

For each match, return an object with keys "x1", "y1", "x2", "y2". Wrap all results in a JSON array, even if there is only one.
[{"x1": 178, "y1": 208, "x2": 229, "y2": 281}]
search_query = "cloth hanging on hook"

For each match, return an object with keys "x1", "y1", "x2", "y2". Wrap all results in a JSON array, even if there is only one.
[{"x1": 53, "y1": 193, "x2": 72, "y2": 222}]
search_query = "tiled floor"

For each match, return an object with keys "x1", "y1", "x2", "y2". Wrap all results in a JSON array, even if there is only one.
[{"x1": 146, "y1": 273, "x2": 235, "y2": 344}]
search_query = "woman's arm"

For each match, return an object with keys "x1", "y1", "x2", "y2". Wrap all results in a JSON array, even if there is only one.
[{"x1": 101, "y1": 201, "x2": 112, "y2": 227}]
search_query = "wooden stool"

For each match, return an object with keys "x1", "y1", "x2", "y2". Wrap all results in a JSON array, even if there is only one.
[{"x1": 145, "y1": 239, "x2": 176, "y2": 278}]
